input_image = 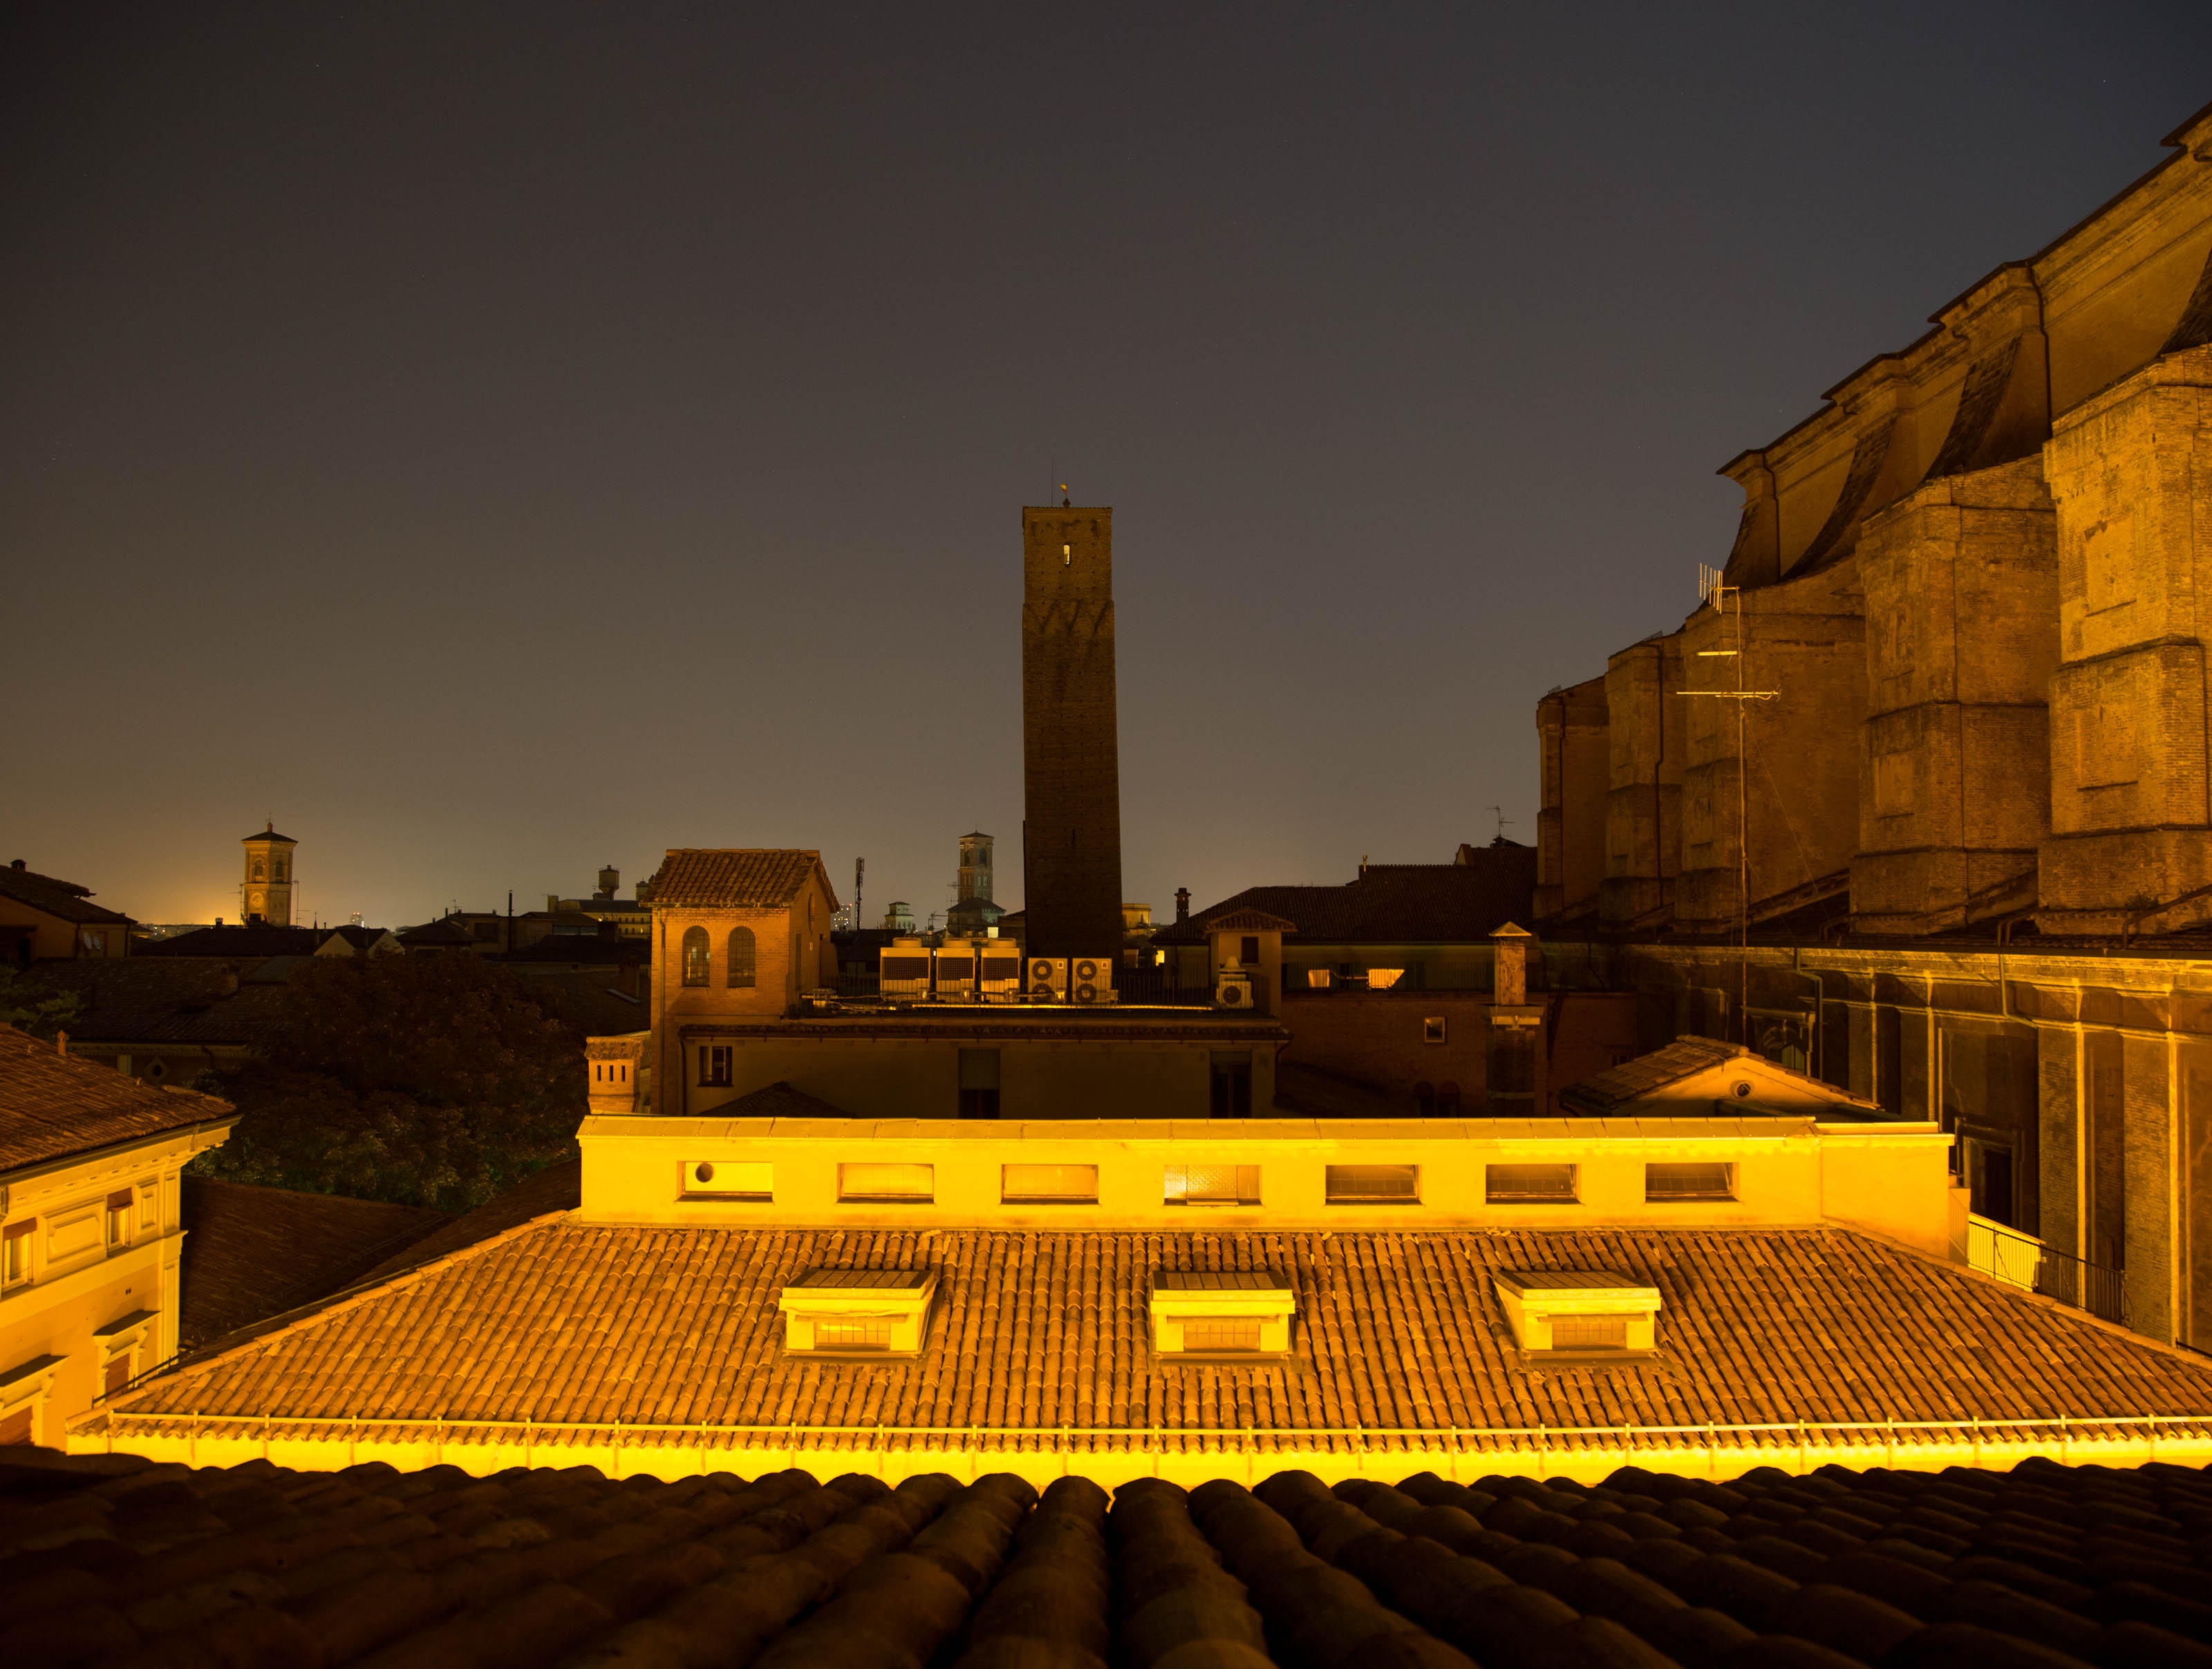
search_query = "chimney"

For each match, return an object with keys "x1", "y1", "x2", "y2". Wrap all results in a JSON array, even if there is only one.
[
  {"x1": 1490, "y1": 922, "x2": 1534, "y2": 1007},
  {"x1": 9, "y1": 859, "x2": 24, "y2": 871},
  {"x1": 1174, "y1": 888, "x2": 1190, "y2": 924},
  {"x1": 55, "y1": 1030, "x2": 68, "y2": 1056},
  {"x1": 547, "y1": 895, "x2": 561, "y2": 914}
]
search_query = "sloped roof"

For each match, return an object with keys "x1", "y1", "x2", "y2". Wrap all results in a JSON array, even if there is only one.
[
  {"x1": 0, "y1": 863, "x2": 133, "y2": 926},
  {"x1": 355, "y1": 1157, "x2": 583, "y2": 1285},
  {"x1": 100, "y1": 1218, "x2": 2212, "y2": 1444},
  {"x1": 395, "y1": 917, "x2": 475, "y2": 947},
  {"x1": 1559, "y1": 1036, "x2": 1888, "y2": 1118},
  {"x1": 10, "y1": 1444, "x2": 2211, "y2": 1668},
  {"x1": 0, "y1": 1023, "x2": 234, "y2": 1170},
  {"x1": 515, "y1": 969, "x2": 648, "y2": 1036},
  {"x1": 645, "y1": 849, "x2": 830, "y2": 910},
  {"x1": 715, "y1": 1079, "x2": 854, "y2": 1120},
  {"x1": 1559, "y1": 1036, "x2": 1746, "y2": 1110},
  {"x1": 179, "y1": 1178, "x2": 447, "y2": 1352},
  {"x1": 26, "y1": 957, "x2": 298, "y2": 1047},
  {"x1": 1202, "y1": 908, "x2": 1300, "y2": 934},
  {"x1": 135, "y1": 926, "x2": 326, "y2": 958},
  {"x1": 1153, "y1": 852, "x2": 1536, "y2": 948},
  {"x1": 240, "y1": 827, "x2": 297, "y2": 843}
]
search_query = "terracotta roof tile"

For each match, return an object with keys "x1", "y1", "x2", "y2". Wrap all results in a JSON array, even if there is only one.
[
  {"x1": 644, "y1": 850, "x2": 830, "y2": 911},
  {"x1": 179, "y1": 1179, "x2": 449, "y2": 1352},
  {"x1": 0, "y1": 1022, "x2": 234, "y2": 1171},
  {"x1": 0, "y1": 863, "x2": 132, "y2": 926},
  {"x1": 100, "y1": 1218, "x2": 2212, "y2": 1445}
]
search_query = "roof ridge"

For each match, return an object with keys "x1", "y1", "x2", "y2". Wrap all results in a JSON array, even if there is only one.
[{"x1": 132, "y1": 1203, "x2": 578, "y2": 1401}]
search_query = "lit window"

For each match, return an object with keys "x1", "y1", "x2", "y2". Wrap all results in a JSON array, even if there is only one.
[
  {"x1": 1003, "y1": 1163, "x2": 1098, "y2": 1203},
  {"x1": 681, "y1": 926, "x2": 710, "y2": 986},
  {"x1": 838, "y1": 1163, "x2": 933, "y2": 1202},
  {"x1": 682, "y1": 1160, "x2": 772, "y2": 1201},
  {"x1": 1164, "y1": 1164, "x2": 1260, "y2": 1206},
  {"x1": 1367, "y1": 968, "x2": 1405, "y2": 990},
  {"x1": 699, "y1": 1045, "x2": 732, "y2": 1087},
  {"x1": 727, "y1": 927, "x2": 756, "y2": 988},
  {"x1": 1486, "y1": 1164, "x2": 1577, "y2": 1204},
  {"x1": 2, "y1": 1220, "x2": 32, "y2": 1287},
  {"x1": 1325, "y1": 1164, "x2": 1419, "y2": 1204},
  {"x1": 778, "y1": 1267, "x2": 937, "y2": 1355},
  {"x1": 105, "y1": 1190, "x2": 133, "y2": 1249},
  {"x1": 1646, "y1": 1162, "x2": 1734, "y2": 1202},
  {"x1": 1151, "y1": 1269, "x2": 1295, "y2": 1355}
]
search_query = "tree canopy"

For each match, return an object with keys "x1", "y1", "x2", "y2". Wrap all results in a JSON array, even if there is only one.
[{"x1": 188, "y1": 953, "x2": 587, "y2": 1213}]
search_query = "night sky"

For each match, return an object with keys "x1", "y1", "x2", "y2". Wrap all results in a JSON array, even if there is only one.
[{"x1": 8, "y1": 4, "x2": 2210, "y2": 931}]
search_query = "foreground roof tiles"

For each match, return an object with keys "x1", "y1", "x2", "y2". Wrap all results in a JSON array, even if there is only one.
[
  {"x1": 0, "y1": 861, "x2": 132, "y2": 926},
  {"x1": 9, "y1": 1444, "x2": 2212, "y2": 1668},
  {"x1": 100, "y1": 1217, "x2": 2212, "y2": 1447},
  {"x1": 644, "y1": 849, "x2": 827, "y2": 911},
  {"x1": 0, "y1": 1023, "x2": 234, "y2": 1171}
]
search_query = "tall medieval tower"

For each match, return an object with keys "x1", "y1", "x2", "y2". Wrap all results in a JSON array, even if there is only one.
[
  {"x1": 1021, "y1": 504, "x2": 1123, "y2": 955},
  {"x1": 241, "y1": 823, "x2": 297, "y2": 926}
]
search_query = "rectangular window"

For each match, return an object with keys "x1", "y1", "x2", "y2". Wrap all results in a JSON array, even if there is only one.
[
  {"x1": 838, "y1": 1163, "x2": 934, "y2": 1202},
  {"x1": 682, "y1": 1160, "x2": 772, "y2": 1200},
  {"x1": 1646, "y1": 1162, "x2": 1735, "y2": 1202},
  {"x1": 1326, "y1": 1164, "x2": 1420, "y2": 1204},
  {"x1": 699, "y1": 1045, "x2": 732, "y2": 1087},
  {"x1": 1423, "y1": 1016, "x2": 1447, "y2": 1043},
  {"x1": 1209, "y1": 1051, "x2": 1253, "y2": 1118},
  {"x1": 1181, "y1": 1318, "x2": 1264, "y2": 1352},
  {"x1": 959, "y1": 1048, "x2": 1002, "y2": 1119},
  {"x1": 1306, "y1": 968, "x2": 1333, "y2": 989},
  {"x1": 1165, "y1": 1164, "x2": 1261, "y2": 1206},
  {"x1": 104, "y1": 1191, "x2": 133, "y2": 1249},
  {"x1": 1002, "y1": 1163, "x2": 1098, "y2": 1204},
  {"x1": 812, "y1": 1318, "x2": 892, "y2": 1351},
  {"x1": 1486, "y1": 1164, "x2": 1577, "y2": 1204},
  {"x1": 1367, "y1": 967, "x2": 1406, "y2": 990},
  {"x1": 104, "y1": 1354, "x2": 131, "y2": 1396},
  {"x1": 1550, "y1": 1314, "x2": 1629, "y2": 1350},
  {"x1": 2, "y1": 1220, "x2": 32, "y2": 1286},
  {"x1": 1240, "y1": 935, "x2": 1260, "y2": 964}
]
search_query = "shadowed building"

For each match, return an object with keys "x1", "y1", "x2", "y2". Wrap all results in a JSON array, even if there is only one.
[
  {"x1": 1532, "y1": 100, "x2": 2212, "y2": 1346},
  {"x1": 1022, "y1": 505, "x2": 1123, "y2": 958}
]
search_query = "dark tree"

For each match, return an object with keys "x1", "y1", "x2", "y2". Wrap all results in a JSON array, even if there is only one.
[{"x1": 189, "y1": 953, "x2": 585, "y2": 1213}]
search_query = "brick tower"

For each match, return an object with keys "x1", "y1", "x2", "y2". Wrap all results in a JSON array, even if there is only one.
[
  {"x1": 240, "y1": 823, "x2": 297, "y2": 926},
  {"x1": 1021, "y1": 504, "x2": 1123, "y2": 956}
]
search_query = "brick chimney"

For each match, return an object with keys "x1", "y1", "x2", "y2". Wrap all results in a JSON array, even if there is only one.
[
  {"x1": 1174, "y1": 888, "x2": 1190, "y2": 924},
  {"x1": 1490, "y1": 922, "x2": 1533, "y2": 1007}
]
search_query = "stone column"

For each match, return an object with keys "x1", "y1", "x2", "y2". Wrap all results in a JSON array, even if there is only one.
[{"x1": 2038, "y1": 1025, "x2": 2081, "y2": 1261}]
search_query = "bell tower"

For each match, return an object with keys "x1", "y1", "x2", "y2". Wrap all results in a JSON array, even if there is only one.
[{"x1": 241, "y1": 823, "x2": 298, "y2": 926}]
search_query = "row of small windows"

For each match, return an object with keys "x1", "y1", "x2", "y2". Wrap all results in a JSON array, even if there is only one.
[
  {"x1": 677, "y1": 1160, "x2": 1737, "y2": 1206},
  {"x1": 682, "y1": 926, "x2": 756, "y2": 988}
]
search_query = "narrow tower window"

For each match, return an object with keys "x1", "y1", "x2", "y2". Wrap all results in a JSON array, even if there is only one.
[
  {"x1": 727, "y1": 926, "x2": 756, "y2": 988},
  {"x1": 681, "y1": 926, "x2": 710, "y2": 986}
]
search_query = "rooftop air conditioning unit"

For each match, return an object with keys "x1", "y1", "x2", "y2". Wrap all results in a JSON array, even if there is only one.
[
  {"x1": 1069, "y1": 955, "x2": 1117, "y2": 1005},
  {"x1": 1027, "y1": 957, "x2": 1067, "y2": 1000},
  {"x1": 1215, "y1": 968, "x2": 1254, "y2": 1009},
  {"x1": 932, "y1": 944, "x2": 977, "y2": 1002},
  {"x1": 879, "y1": 944, "x2": 932, "y2": 1002},
  {"x1": 978, "y1": 949, "x2": 1024, "y2": 1002}
]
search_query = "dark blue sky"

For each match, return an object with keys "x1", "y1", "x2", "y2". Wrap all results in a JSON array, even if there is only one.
[{"x1": 7, "y1": 3, "x2": 2209, "y2": 928}]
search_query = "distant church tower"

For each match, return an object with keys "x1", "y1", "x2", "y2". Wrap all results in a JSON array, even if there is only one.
[
  {"x1": 241, "y1": 823, "x2": 298, "y2": 926},
  {"x1": 1021, "y1": 504, "x2": 1124, "y2": 955},
  {"x1": 958, "y1": 832, "x2": 994, "y2": 904}
]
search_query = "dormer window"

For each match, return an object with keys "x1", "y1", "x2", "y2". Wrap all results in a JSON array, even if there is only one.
[
  {"x1": 1493, "y1": 1269, "x2": 1660, "y2": 1356},
  {"x1": 778, "y1": 1268, "x2": 937, "y2": 1355},
  {"x1": 1151, "y1": 1270, "x2": 1295, "y2": 1356},
  {"x1": 1165, "y1": 1163, "x2": 1259, "y2": 1206}
]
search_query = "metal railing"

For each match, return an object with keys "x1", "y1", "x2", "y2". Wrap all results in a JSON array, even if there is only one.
[
  {"x1": 826, "y1": 969, "x2": 1216, "y2": 1007},
  {"x1": 1968, "y1": 1215, "x2": 2128, "y2": 1327}
]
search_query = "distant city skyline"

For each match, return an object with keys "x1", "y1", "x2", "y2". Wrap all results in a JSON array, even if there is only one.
[{"x1": 8, "y1": 4, "x2": 2211, "y2": 926}]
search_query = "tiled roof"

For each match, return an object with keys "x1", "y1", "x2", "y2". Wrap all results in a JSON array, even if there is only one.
[
  {"x1": 1152, "y1": 852, "x2": 1537, "y2": 947},
  {"x1": 1203, "y1": 908, "x2": 1300, "y2": 933},
  {"x1": 500, "y1": 936, "x2": 650, "y2": 965},
  {"x1": 240, "y1": 826, "x2": 297, "y2": 843},
  {"x1": 0, "y1": 1023, "x2": 234, "y2": 1171},
  {"x1": 25, "y1": 958, "x2": 292, "y2": 1046},
  {"x1": 514, "y1": 969, "x2": 648, "y2": 1037},
  {"x1": 1557, "y1": 1036, "x2": 1747, "y2": 1112},
  {"x1": 8, "y1": 1447, "x2": 2212, "y2": 1669},
  {"x1": 716, "y1": 1079, "x2": 856, "y2": 1119},
  {"x1": 0, "y1": 862, "x2": 133, "y2": 926},
  {"x1": 645, "y1": 849, "x2": 829, "y2": 910},
  {"x1": 179, "y1": 1179, "x2": 447, "y2": 1352},
  {"x1": 135, "y1": 926, "x2": 330, "y2": 958},
  {"x1": 396, "y1": 917, "x2": 476, "y2": 946},
  {"x1": 100, "y1": 1219, "x2": 2212, "y2": 1444},
  {"x1": 353, "y1": 1157, "x2": 583, "y2": 1286}
]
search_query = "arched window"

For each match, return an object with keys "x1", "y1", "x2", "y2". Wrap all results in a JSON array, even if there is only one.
[
  {"x1": 727, "y1": 926, "x2": 756, "y2": 988},
  {"x1": 1413, "y1": 1081, "x2": 1436, "y2": 1116},
  {"x1": 249, "y1": 857, "x2": 265, "y2": 882},
  {"x1": 1436, "y1": 1081, "x2": 1461, "y2": 1115},
  {"x1": 681, "y1": 926, "x2": 710, "y2": 987}
]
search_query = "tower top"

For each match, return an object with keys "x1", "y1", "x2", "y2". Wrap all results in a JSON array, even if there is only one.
[{"x1": 242, "y1": 824, "x2": 299, "y2": 845}]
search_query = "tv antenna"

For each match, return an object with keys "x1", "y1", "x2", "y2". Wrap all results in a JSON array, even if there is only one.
[
  {"x1": 1678, "y1": 563, "x2": 1779, "y2": 1047},
  {"x1": 1488, "y1": 805, "x2": 1513, "y2": 843}
]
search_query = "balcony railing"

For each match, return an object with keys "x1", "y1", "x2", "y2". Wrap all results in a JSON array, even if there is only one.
[
  {"x1": 1967, "y1": 1214, "x2": 2127, "y2": 1327},
  {"x1": 828, "y1": 969, "x2": 1215, "y2": 1007}
]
